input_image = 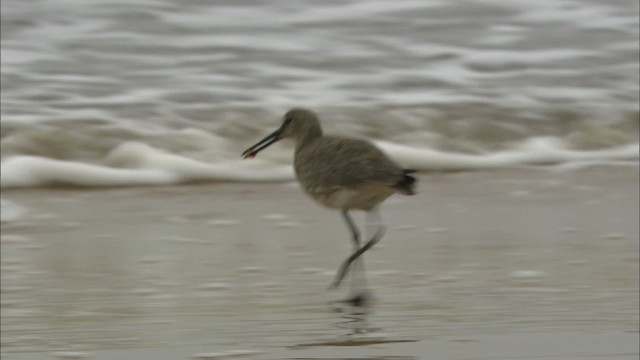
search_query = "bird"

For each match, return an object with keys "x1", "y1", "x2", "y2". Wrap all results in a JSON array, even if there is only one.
[{"x1": 242, "y1": 108, "x2": 416, "y2": 297}]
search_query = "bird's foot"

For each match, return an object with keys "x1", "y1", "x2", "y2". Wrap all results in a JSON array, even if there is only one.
[
  {"x1": 328, "y1": 280, "x2": 340, "y2": 290},
  {"x1": 329, "y1": 268, "x2": 349, "y2": 290},
  {"x1": 329, "y1": 289, "x2": 375, "y2": 308},
  {"x1": 345, "y1": 290, "x2": 374, "y2": 307}
]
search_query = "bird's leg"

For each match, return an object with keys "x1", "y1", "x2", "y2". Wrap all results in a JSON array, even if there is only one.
[
  {"x1": 341, "y1": 209, "x2": 360, "y2": 249},
  {"x1": 331, "y1": 208, "x2": 385, "y2": 289},
  {"x1": 341, "y1": 210, "x2": 367, "y2": 293}
]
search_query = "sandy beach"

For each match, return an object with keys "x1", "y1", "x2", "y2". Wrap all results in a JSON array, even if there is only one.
[{"x1": 1, "y1": 166, "x2": 638, "y2": 360}]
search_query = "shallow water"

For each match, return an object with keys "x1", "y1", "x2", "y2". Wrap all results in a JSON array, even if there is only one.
[
  {"x1": 1, "y1": 168, "x2": 638, "y2": 358},
  {"x1": 1, "y1": 0, "x2": 639, "y2": 188}
]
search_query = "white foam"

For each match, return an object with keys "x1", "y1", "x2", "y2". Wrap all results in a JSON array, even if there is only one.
[
  {"x1": 207, "y1": 219, "x2": 241, "y2": 226},
  {"x1": 510, "y1": 270, "x2": 547, "y2": 279},
  {"x1": 261, "y1": 213, "x2": 292, "y2": 221},
  {"x1": 375, "y1": 138, "x2": 639, "y2": 170},
  {"x1": 1, "y1": 142, "x2": 294, "y2": 188},
  {"x1": 1, "y1": 155, "x2": 176, "y2": 188},
  {"x1": 603, "y1": 233, "x2": 626, "y2": 240},
  {"x1": 1, "y1": 234, "x2": 30, "y2": 243},
  {"x1": 196, "y1": 282, "x2": 233, "y2": 291},
  {"x1": 1, "y1": 138, "x2": 637, "y2": 188},
  {"x1": 273, "y1": 221, "x2": 304, "y2": 228}
]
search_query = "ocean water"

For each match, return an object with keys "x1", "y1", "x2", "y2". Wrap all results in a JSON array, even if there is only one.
[
  {"x1": 1, "y1": 0, "x2": 639, "y2": 188},
  {"x1": 1, "y1": 170, "x2": 639, "y2": 356}
]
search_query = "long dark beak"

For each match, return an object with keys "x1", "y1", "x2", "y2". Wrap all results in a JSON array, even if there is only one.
[{"x1": 242, "y1": 128, "x2": 282, "y2": 159}]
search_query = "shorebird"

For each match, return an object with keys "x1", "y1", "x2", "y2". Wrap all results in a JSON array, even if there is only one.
[{"x1": 242, "y1": 108, "x2": 416, "y2": 293}]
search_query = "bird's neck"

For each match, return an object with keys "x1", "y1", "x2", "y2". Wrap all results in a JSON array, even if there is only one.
[{"x1": 294, "y1": 126, "x2": 323, "y2": 151}]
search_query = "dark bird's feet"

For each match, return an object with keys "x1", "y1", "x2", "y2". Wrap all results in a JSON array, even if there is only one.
[{"x1": 329, "y1": 289, "x2": 375, "y2": 308}]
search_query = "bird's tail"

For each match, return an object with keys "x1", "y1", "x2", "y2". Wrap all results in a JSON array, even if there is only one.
[{"x1": 394, "y1": 169, "x2": 417, "y2": 195}]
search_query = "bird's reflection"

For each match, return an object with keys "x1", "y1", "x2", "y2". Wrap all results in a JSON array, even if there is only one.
[
  {"x1": 290, "y1": 292, "x2": 416, "y2": 352},
  {"x1": 329, "y1": 291, "x2": 381, "y2": 337}
]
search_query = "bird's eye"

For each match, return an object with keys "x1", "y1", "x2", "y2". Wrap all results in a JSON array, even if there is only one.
[{"x1": 284, "y1": 117, "x2": 293, "y2": 126}]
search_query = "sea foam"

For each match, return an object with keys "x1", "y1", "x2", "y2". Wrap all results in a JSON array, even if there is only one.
[{"x1": 1, "y1": 138, "x2": 636, "y2": 188}]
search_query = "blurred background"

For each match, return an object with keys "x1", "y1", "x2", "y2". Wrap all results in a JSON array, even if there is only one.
[
  {"x1": 1, "y1": 0, "x2": 638, "y2": 185},
  {"x1": 1, "y1": 0, "x2": 638, "y2": 359}
]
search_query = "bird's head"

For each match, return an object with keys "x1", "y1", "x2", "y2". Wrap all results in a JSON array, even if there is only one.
[{"x1": 242, "y1": 108, "x2": 322, "y2": 159}]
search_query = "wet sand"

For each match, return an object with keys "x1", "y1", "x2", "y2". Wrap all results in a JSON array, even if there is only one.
[{"x1": 1, "y1": 166, "x2": 638, "y2": 359}]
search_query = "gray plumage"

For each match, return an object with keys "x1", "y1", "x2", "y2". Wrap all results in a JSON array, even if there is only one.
[
  {"x1": 295, "y1": 136, "x2": 405, "y2": 191},
  {"x1": 242, "y1": 108, "x2": 416, "y2": 297},
  {"x1": 282, "y1": 108, "x2": 414, "y2": 211}
]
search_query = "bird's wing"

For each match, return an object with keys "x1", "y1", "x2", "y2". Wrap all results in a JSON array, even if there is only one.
[{"x1": 294, "y1": 137, "x2": 404, "y2": 189}]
